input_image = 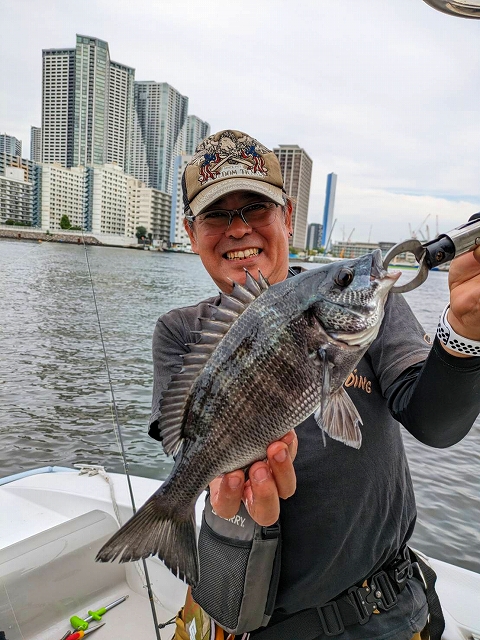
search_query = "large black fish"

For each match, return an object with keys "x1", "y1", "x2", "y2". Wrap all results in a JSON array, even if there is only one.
[{"x1": 97, "y1": 250, "x2": 400, "y2": 585}]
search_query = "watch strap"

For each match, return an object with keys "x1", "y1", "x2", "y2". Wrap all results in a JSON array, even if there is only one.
[{"x1": 436, "y1": 305, "x2": 480, "y2": 356}]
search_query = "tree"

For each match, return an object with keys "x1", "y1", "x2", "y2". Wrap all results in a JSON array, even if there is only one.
[
  {"x1": 60, "y1": 215, "x2": 71, "y2": 230},
  {"x1": 136, "y1": 226, "x2": 147, "y2": 240}
]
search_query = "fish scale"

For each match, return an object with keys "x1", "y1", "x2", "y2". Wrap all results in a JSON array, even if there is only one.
[{"x1": 96, "y1": 250, "x2": 400, "y2": 586}]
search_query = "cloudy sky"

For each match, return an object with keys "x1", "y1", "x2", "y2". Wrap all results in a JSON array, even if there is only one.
[{"x1": 2, "y1": 0, "x2": 479, "y2": 243}]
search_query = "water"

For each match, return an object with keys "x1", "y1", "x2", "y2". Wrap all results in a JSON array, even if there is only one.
[{"x1": 1, "y1": 240, "x2": 479, "y2": 573}]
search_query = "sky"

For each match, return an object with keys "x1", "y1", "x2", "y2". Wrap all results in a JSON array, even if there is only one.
[{"x1": 2, "y1": 0, "x2": 479, "y2": 244}]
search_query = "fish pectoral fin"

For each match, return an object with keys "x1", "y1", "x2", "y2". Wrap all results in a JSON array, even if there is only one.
[{"x1": 314, "y1": 388, "x2": 362, "y2": 449}]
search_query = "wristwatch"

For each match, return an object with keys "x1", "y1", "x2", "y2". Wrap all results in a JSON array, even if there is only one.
[{"x1": 436, "y1": 305, "x2": 480, "y2": 356}]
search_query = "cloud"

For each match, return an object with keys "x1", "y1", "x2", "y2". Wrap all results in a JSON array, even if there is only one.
[
  {"x1": 2, "y1": 0, "x2": 479, "y2": 244},
  {"x1": 314, "y1": 184, "x2": 479, "y2": 244}
]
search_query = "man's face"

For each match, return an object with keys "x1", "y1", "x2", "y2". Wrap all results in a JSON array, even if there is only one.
[{"x1": 184, "y1": 191, "x2": 293, "y2": 293}]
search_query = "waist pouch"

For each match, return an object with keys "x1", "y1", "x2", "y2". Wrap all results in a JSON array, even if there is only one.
[{"x1": 191, "y1": 495, "x2": 281, "y2": 635}]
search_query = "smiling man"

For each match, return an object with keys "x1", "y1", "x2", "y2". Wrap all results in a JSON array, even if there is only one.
[
  {"x1": 182, "y1": 129, "x2": 294, "y2": 292},
  {"x1": 148, "y1": 130, "x2": 480, "y2": 640}
]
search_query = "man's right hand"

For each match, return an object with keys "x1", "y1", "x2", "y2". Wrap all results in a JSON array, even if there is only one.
[{"x1": 209, "y1": 430, "x2": 298, "y2": 527}]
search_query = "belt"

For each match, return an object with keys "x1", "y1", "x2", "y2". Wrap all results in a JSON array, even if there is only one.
[{"x1": 251, "y1": 546, "x2": 415, "y2": 639}]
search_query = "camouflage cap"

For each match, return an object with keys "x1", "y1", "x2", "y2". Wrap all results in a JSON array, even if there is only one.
[{"x1": 182, "y1": 130, "x2": 285, "y2": 217}]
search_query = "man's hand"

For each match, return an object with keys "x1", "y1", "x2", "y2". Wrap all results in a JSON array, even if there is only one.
[
  {"x1": 209, "y1": 430, "x2": 298, "y2": 527},
  {"x1": 445, "y1": 245, "x2": 480, "y2": 356}
]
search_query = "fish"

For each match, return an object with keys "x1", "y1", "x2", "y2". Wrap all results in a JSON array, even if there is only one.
[{"x1": 96, "y1": 249, "x2": 400, "y2": 585}]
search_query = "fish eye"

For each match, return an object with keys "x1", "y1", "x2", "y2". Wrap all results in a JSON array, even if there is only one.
[{"x1": 334, "y1": 268, "x2": 354, "y2": 288}]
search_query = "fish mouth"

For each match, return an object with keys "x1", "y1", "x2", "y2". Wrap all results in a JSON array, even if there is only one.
[{"x1": 224, "y1": 248, "x2": 262, "y2": 261}]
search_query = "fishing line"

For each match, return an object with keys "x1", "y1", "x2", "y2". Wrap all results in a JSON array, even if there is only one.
[{"x1": 80, "y1": 231, "x2": 162, "y2": 640}]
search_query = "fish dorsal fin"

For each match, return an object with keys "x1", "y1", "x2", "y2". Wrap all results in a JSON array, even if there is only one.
[{"x1": 159, "y1": 270, "x2": 269, "y2": 456}]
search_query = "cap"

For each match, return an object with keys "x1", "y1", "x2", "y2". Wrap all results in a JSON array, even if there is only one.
[{"x1": 182, "y1": 130, "x2": 285, "y2": 217}]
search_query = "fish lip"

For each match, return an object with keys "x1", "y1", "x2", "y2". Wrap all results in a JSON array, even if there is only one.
[{"x1": 332, "y1": 323, "x2": 381, "y2": 348}]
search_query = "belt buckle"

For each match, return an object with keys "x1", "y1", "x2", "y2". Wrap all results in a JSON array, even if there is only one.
[
  {"x1": 317, "y1": 601, "x2": 345, "y2": 636},
  {"x1": 347, "y1": 585, "x2": 376, "y2": 624},
  {"x1": 369, "y1": 571, "x2": 398, "y2": 611},
  {"x1": 348, "y1": 570, "x2": 398, "y2": 623}
]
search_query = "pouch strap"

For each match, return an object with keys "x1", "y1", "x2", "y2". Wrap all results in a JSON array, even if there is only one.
[{"x1": 408, "y1": 550, "x2": 445, "y2": 640}]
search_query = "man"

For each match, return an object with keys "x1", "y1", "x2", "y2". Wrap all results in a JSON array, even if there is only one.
[{"x1": 149, "y1": 130, "x2": 480, "y2": 640}]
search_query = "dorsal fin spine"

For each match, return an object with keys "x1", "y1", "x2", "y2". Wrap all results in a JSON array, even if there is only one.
[{"x1": 159, "y1": 270, "x2": 270, "y2": 457}]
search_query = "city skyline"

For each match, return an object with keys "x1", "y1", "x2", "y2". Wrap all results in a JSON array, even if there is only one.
[
  {"x1": 2, "y1": 1, "x2": 479, "y2": 243},
  {"x1": 3, "y1": 31, "x2": 313, "y2": 246}
]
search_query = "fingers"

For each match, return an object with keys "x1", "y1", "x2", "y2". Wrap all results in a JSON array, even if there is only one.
[
  {"x1": 243, "y1": 461, "x2": 280, "y2": 526},
  {"x1": 244, "y1": 430, "x2": 298, "y2": 526},
  {"x1": 210, "y1": 429, "x2": 298, "y2": 527},
  {"x1": 209, "y1": 470, "x2": 245, "y2": 520},
  {"x1": 266, "y1": 437, "x2": 297, "y2": 500}
]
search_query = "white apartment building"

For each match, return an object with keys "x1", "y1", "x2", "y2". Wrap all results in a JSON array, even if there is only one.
[
  {"x1": 126, "y1": 180, "x2": 171, "y2": 244},
  {"x1": 0, "y1": 167, "x2": 33, "y2": 224},
  {"x1": 273, "y1": 145, "x2": 312, "y2": 250},
  {"x1": 132, "y1": 82, "x2": 188, "y2": 194},
  {"x1": 89, "y1": 164, "x2": 134, "y2": 236},
  {"x1": 34, "y1": 160, "x2": 171, "y2": 241},
  {"x1": 38, "y1": 164, "x2": 87, "y2": 230}
]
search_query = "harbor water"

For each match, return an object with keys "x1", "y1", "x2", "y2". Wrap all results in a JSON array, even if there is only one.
[{"x1": 1, "y1": 239, "x2": 479, "y2": 573}]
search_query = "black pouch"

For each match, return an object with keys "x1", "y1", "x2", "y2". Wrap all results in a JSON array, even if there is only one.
[{"x1": 191, "y1": 495, "x2": 281, "y2": 635}]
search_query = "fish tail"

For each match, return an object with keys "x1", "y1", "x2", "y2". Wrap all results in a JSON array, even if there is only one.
[{"x1": 95, "y1": 491, "x2": 199, "y2": 586}]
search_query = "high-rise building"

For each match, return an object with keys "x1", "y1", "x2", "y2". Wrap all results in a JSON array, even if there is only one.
[
  {"x1": 41, "y1": 35, "x2": 134, "y2": 169},
  {"x1": 132, "y1": 82, "x2": 188, "y2": 194},
  {"x1": 273, "y1": 145, "x2": 312, "y2": 250},
  {"x1": 170, "y1": 154, "x2": 192, "y2": 246},
  {"x1": 322, "y1": 172, "x2": 337, "y2": 250},
  {"x1": 73, "y1": 36, "x2": 111, "y2": 166},
  {"x1": 306, "y1": 223, "x2": 323, "y2": 250},
  {"x1": 30, "y1": 127, "x2": 42, "y2": 162},
  {"x1": 72, "y1": 36, "x2": 135, "y2": 169},
  {"x1": 183, "y1": 116, "x2": 210, "y2": 154},
  {"x1": 107, "y1": 61, "x2": 135, "y2": 172},
  {"x1": 0, "y1": 134, "x2": 22, "y2": 157},
  {"x1": 41, "y1": 47, "x2": 76, "y2": 166}
]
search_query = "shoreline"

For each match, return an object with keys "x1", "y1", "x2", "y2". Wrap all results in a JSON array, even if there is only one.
[{"x1": 0, "y1": 228, "x2": 144, "y2": 249}]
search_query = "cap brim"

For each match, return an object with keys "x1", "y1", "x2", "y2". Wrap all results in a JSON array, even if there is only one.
[{"x1": 189, "y1": 177, "x2": 285, "y2": 216}]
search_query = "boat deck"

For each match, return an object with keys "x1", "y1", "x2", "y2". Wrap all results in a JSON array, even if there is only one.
[{"x1": 0, "y1": 468, "x2": 192, "y2": 640}]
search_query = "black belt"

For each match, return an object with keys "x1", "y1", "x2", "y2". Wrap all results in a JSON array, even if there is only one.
[{"x1": 251, "y1": 546, "x2": 415, "y2": 639}]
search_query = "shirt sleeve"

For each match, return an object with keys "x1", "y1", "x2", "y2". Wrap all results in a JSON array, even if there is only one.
[
  {"x1": 368, "y1": 292, "x2": 480, "y2": 448},
  {"x1": 367, "y1": 292, "x2": 432, "y2": 392},
  {"x1": 386, "y1": 337, "x2": 480, "y2": 448}
]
